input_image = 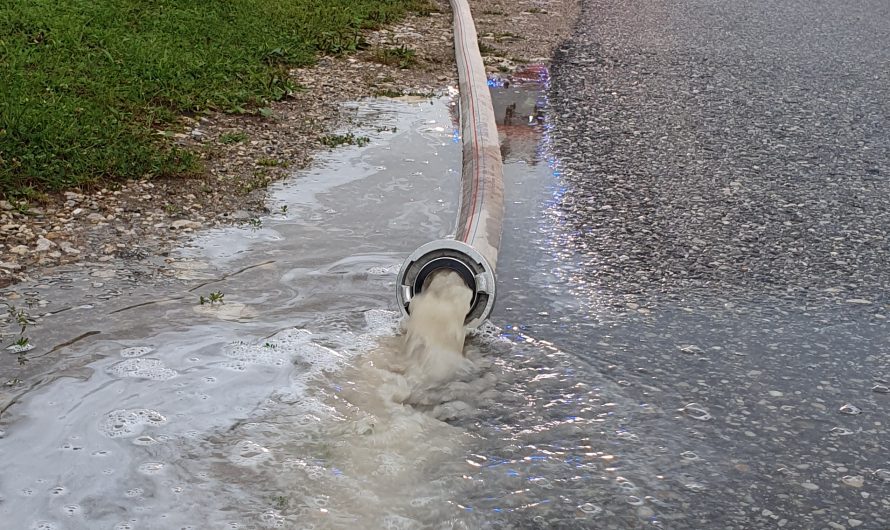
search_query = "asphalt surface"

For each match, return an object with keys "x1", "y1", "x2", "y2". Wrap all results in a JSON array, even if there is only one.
[
  {"x1": 489, "y1": 0, "x2": 890, "y2": 528},
  {"x1": 548, "y1": 0, "x2": 889, "y2": 303}
]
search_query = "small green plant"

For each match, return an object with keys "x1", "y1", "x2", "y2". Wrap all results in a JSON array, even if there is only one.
[
  {"x1": 247, "y1": 217, "x2": 263, "y2": 229},
  {"x1": 8, "y1": 306, "x2": 32, "y2": 335},
  {"x1": 279, "y1": 205, "x2": 288, "y2": 214},
  {"x1": 494, "y1": 31, "x2": 521, "y2": 42},
  {"x1": 257, "y1": 157, "x2": 283, "y2": 167},
  {"x1": 319, "y1": 133, "x2": 370, "y2": 148},
  {"x1": 373, "y1": 45, "x2": 417, "y2": 69},
  {"x1": 374, "y1": 88, "x2": 403, "y2": 98},
  {"x1": 220, "y1": 132, "x2": 248, "y2": 145},
  {"x1": 272, "y1": 495, "x2": 289, "y2": 510},
  {"x1": 199, "y1": 290, "x2": 225, "y2": 306},
  {"x1": 4, "y1": 304, "x2": 34, "y2": 365},
  {"x1": 477, "y1": 42, "x2": 500, "y2": 56}
]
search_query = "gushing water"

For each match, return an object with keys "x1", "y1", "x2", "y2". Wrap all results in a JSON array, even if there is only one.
[{"x1": 396, "y1": 270, "x2": 474, "y2": 392}]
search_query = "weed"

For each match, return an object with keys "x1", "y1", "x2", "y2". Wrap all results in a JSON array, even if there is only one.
[
  {"x1": 199, "y1": 290, "x2": 225, "y2": 306},
  {"x1": 477, "y1": 42, "x2": 501, "y2": 56},
  {"x1": 494, "y1": 31, "x2": 522, "y2": 42},
  {"x1": 319, "y1": 133, "x2": 370, "y2": 148},
  {"x1": 257, "y1": 158, "x2": 283, "y2": 167},
  {"x1": 14, "y1": 336, "x2": 29, "y2": 348},
  {"x1": 374, "y1": 88, "x2": 403, "y2": 98},
  {"x1": 373, "y1": 45, "x2": 417, "y2": 69},
  {"x1": 220, "y1": 132, "x2": 249, "y2": 145},
  {"x1": 272, "y1": 495, "x2": 289, "y2": 510},
  {"x1": 280, "y1": 205, "x2": 288, "y2": 214},
  {"x1": 247, "y1": 218, "x2": 263, "y2": 229}
]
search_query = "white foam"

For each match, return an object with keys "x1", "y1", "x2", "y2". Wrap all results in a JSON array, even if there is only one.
[
  {"x1": 120, "y1": 346, "x2": 153, "y2": 358},
  {"x1": 99, "y1": 409, "x2": 167, "y2": 438},
  {"x1": 107, "y1": 358, "x2": 177, "y2": 380},
  {"x1": 136, "y1": 462, "x2": 165, "y2": 475}
]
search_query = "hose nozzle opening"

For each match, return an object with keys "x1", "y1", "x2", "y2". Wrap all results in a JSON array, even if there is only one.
[{"x1": 396, "y1": 239, "x2": 496, "y2": 329}]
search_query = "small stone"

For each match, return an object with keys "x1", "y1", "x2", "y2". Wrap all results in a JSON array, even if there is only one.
[
  {"x1": 801, "y1": 482, "x2": 819, "y2": 490},
  {"x1": 170, "y1": 219, "x2": 201, "y2": 230},
  {"x1": 86, "y1": 213, "x2": 105, "y2": 223},
  {"x1": 872, "y1": 384, "x2": 890, "y2": 394},
  {"x1": 10, "y1": 245, "x2": 28, "y2": 256},
  {"x1": 35, "y1": 237, "x2": 55, "y2": 252},
  {"x1": 842, "y1": 475, "x2": 864, "y2": 488},
  {"x1": 60, "y1": 242, "x2": 80, "y2": 255},
  {"x1": 839, "y1": 404, "x2": 862, "y2": 415},
  {"x1": 848, "y1": 519, "x2": 863, "y2": 528},
  {"x1": 768, "y1": 390, "x2": 784, "y2": 397}
]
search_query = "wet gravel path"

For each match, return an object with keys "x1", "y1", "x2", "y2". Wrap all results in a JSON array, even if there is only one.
[{"x1": 522, "y1": 0, "x2": 890, "y2": 527}]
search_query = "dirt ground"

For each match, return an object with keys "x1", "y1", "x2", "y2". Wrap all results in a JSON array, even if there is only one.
[{"x1": 0, "y1": 0, "x2": 579, "y2": 289}]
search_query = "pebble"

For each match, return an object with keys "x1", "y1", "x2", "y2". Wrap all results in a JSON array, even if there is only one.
[
  {"x1": 35, "y1": 237, "x2": 55, "y2": 252},
  {"x1": 170, "y1": 220, "x2": 202, "y2": 230}
]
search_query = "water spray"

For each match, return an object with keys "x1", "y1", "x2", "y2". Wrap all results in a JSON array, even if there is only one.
[{"x1": 396, "y1": 0, "x2": 505, "y2": 329}]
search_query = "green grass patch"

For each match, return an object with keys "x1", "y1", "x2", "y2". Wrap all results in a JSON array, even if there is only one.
[
  {"x1": 319, "y1": 133, "x2": 370, "y2": 148},
  {"x1": 220, "y1": 132, "x2": 249, "y2": 145},
  {"x1": 0, "y1": 0, "x2": 428, "y2": 197}
]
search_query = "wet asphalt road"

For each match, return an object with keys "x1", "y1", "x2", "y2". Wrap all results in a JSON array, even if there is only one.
[{"x1": 494, "y1": 0, "x2": 890, "y2": 527}]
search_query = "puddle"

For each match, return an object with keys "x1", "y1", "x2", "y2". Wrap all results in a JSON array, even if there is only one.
[{"x1": 0, "y1": 69, "x2": 764, "y2": 528}]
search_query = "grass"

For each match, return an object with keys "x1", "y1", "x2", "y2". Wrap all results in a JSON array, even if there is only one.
[
  {"x1": 373, "y1": 44, "x2": 417, "y2": 69},
  {"x1": 0, "y1": 0, "x2": 434, "y2": 198},
  {"x1": 319, "y1": 132, "x2": 370, "y2": 148}
]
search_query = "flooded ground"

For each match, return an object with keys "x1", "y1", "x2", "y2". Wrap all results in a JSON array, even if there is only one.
[{"x1": 1, "y1": 63, "x2": 888, "y2": 529}]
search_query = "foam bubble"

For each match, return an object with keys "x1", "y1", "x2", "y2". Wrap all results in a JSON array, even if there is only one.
[
  {"x1": 99, "y1": 409, "x2": 167, "y2": 438},
  {"x1": 120, "y1": 346, "x2": 153, "y2": 358},
  {"x1": 364, "y1": 309, "x2": 399, "y2": 336},
  {"x1": 381, "y1": 515, "x2": 422, "y2": 530},
  {"x1": 137, "y1": 462, "x2": 165, "y2": 475},
  {"x1": 107, "y1": 358, "x2": 177, "y2": 380}
]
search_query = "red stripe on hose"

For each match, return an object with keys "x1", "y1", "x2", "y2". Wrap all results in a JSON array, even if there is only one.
[{"x1": 456, "y1": 4, "x2": 483, "y2": 245}]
